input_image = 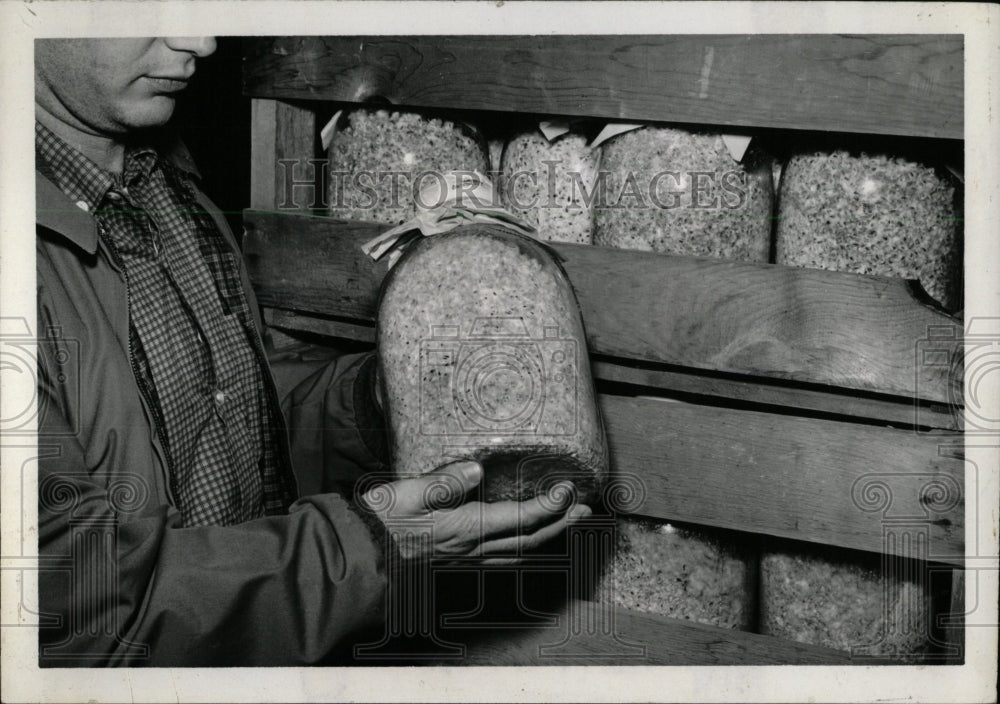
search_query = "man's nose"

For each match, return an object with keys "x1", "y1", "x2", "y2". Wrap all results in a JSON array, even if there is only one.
[{"x1": 163, "y1": 37, "x2": 217, "y2": 58}]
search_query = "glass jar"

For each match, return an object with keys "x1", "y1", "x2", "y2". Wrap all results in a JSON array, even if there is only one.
[
  {"x1": 595, "y1": 517, "x2": 757, "y2": 630},
  {"x1": 760, "y1": 543, "x2": 939, "y2": 659},
  {"x1": 775, "y1": 151, "x2": 961, "y2": 312},
  {"x1": 376, "y1": 225, "x2": 608, "y2": 502}
]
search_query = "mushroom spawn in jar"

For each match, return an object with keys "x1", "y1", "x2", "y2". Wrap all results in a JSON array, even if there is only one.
[
  {"x1": 594, "y1": 517, "x2": 758, "y2": 630},
  {"x1": 376, "y1": 225, "x2": 608, "y2": 503},
  {"x1": 327, "y1": 108, "x2": 490, "y2": 226},
  {"x1": 775, "y1": 151, "x2": 960, "y2": 312}
]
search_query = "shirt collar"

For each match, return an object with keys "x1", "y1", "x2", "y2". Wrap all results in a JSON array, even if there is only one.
[
  {"x1": 35, "y1": 121, "x2": 117, "y2": 212},
  {"x1": 35, "y1": 121, "x2": 201, "y2": 208},
  {"x1": 122, "y1": 147, "x2": 159, "y2": 190},
  {"x1": 35, "y1": 121, "x2": 203, "y2": 255}
]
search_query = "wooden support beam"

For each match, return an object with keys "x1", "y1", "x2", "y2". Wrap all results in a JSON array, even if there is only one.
[
  {"x1": 249, "y1": 98, "x2": 318, "y2": 212},
  {"x1": 442, "y1": 600, "x2": 857, "y2": 665},
  {"x1": 262, "y1": 307, "x2": 959, "y2": 431}
]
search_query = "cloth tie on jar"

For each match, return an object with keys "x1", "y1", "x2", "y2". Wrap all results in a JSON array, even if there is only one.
[{"x1": 360, "y1": 171, "x2": 538, "y2": 268}]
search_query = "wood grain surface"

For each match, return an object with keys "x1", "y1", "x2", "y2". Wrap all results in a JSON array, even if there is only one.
[
  {"x1": 942, "y1": 568, "x2": 966, "y2": 660},
  {"x1": 598, "y1": 395, "x2": 964, "y2": 565},
  {"x1": 243, "y1": 35, "x2": 963, "y2": 139},
  {"x1": 413, "y1": 595, "x2": 941, "y2": 665},
  {"x1": 443, "y1": 600, "x2": 857, "y2": 665},
  {"x1": 243, "y1": 211, "x2": 964, "y2": 405},
  {"x1": 250, "y1": 99, "x2": 317, "y2": 211},
  {"x1": 262, "y1": 307, "x2": 959, "y2": 431}
]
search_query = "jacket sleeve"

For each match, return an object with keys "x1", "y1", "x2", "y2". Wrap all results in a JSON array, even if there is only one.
[
  {"x1": 265, "y1": 333, "x2": 390, "y2": 499},
  {"x1": 37, "y1": 379, "x2": 392, "y2": 666}
]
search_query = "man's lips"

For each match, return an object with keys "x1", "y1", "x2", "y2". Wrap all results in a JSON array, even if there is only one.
[{"x1": 143, "y1": 76, "x2": 192, "y2": 93}]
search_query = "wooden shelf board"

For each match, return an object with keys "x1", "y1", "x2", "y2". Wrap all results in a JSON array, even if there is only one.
[
  {"x1": 243, "y1": 210, "x2": 964, "y2": 405},
  {"x1": 243, "y1": 35, "x2": 963, "y2": 139},
  {"x1": 261, "y1": 307, "x2": 964, "y2": 562},
  {"x1": 360, "y1": 599, "x2": 943, "y2": 665},
  {"x1": 263, "y1": 306, "x2": 960, "y2": 432},
  {"x1": 599, "y1": 395, "x2": 963, "y2": 565}
]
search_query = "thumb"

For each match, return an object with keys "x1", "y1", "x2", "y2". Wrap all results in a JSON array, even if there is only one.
[{"x1": 417, "y1": 460, "x2": 482, "y2": 511}]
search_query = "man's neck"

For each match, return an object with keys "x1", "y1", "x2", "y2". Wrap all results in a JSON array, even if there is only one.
[{"x1": 35, "y1": 104, "x2": 125, "y2": 173}]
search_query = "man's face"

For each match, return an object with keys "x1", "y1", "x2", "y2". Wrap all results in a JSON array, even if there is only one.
[{"x1": 35, "y1": 38, "x2": 217, "y2": 137}]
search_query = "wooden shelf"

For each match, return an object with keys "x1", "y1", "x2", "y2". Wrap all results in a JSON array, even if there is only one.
[
  {"x1": 242, "y1": 35, "x2": 967, "y2": 664},
  {"x1": 265, "y1": 304, "x2": 960, "y2": 430},
  {"x1": 243, "y1": 35, "x2": 963, "y2": 139},
  {"x1": 243, "y1": 211, "x2": 964, "y2": 561},
  {"x1": 243, "y1": 211, "x2": 964, "y2": 407},
  {"x1": 356, "y1": 598, "x2": 959, "y2": 665},
  {"x1": 599, "y1": 395, "x2": 963, "y2": 564}
]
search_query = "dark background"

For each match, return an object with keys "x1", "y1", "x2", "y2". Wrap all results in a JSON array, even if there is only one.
[{"x1": 173, "y1": 37, "x2": 250, "y2": 234}]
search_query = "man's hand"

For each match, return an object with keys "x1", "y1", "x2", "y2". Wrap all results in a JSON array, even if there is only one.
[{"x1": 361, "y1": 460, "x2": 591, "y2": 564}]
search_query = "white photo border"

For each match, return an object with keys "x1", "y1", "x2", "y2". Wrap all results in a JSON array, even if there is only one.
[{"x1": 2, "y1": 2, "x2": 997, "y2": 702}]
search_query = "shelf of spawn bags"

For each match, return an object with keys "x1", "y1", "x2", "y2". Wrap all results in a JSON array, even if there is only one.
[
  {"x1": 241, "y1": 35, "x2": 965, "y2": 665},
  {"x1": 242, "y1": 211, "x2": 965, "y2": 562}
]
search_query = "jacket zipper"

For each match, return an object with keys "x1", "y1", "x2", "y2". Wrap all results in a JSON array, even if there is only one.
[
  {"x1": 239, "y1": 274, "x2": 299, "y2": 506},
  {"x1": 99, "y1": 228, "x2": 181, "y2": 508}
]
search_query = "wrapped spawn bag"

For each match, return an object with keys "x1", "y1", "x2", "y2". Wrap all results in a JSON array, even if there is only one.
[
  {"x1": 327, "y1": 108, "x2": 490, "y2": 225},
  {"x1": 760, "y1": 543, "x2": 941, "y2": 659},
  {"x1": 769, "y1": 151, "x2": 959, "y2": 658},
  {"x1": 500, "y1": 131, "x2": 601, "y2": 245},
  {"x1": 593, "y1": 129, "x2": 767, "y2": 624},
  {"x1": 376, "y1": 225, "x2": 608, "y2": 502},
  {"x1": 594, "y1": 518, "x2": 756, "y2": 630},
  {"x1": 593, "y1": 126, "x2": 773, "y2": 261},
  {"x1": 775, "y1": 151, "x2": 961, "y2": 311}
]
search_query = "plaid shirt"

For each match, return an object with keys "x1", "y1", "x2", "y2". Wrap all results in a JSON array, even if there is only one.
[{"x1": 36, "y1": 122, "x2": 293, "y2": 527}]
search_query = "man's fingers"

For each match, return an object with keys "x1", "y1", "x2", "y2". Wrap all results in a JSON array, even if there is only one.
[
  {"x1": 475, "y1": 504, "x2": 592, "y2": 556},
  {"x1": 476, "y1": 481, "x2": 578, "y2": 539},
  {"x1": 419, "y1": 461, "x2": 482, "y2": 510},
  {"x1": 379, "y1": 461, "x2": 482, "y2": 517}
]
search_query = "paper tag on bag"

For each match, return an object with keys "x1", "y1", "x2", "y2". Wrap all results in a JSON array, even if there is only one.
[
  {"x1": 589, "y1": 123, "x2": 644, "y2": 149},
  {"x1": 320, "y1": 110, "x2": 344, "y2": 151},
  {"x1": 720, "y1": 134, "x2": 752, "y2": 162},
  {"x1": 539, "y1": 121, "x2": 572, "y2": 142},
  {"x1": 944, "y1": 162, "x2": 964, "y2": 184}
]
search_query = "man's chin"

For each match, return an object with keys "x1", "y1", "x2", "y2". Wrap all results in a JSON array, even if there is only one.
[{"x1": 118, "y1": 96, "x2": 178, "y2": 132}]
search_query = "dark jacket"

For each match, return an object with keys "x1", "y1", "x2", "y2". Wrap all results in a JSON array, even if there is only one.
[{"x1": 35, "y1": 144, "x2": 390, "y2": 666}]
